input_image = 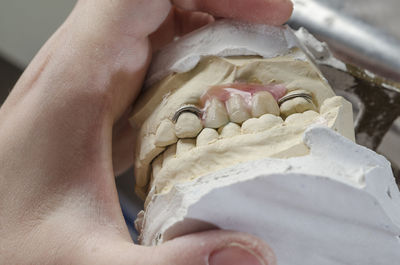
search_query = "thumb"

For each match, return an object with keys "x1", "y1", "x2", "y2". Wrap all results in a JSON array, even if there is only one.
[
  {"x1": 6, "y1": 0, "x2": 172, "y2": 123},
  {"x1": 121, "y1": 230, "x2": 276, "y2": 265}
]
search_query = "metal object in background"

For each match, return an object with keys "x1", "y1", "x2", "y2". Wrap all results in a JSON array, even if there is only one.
[
  {"x1": 294, "y1": 27, "x2": 400, "y2": 184},
  {"x1": 289, "y1": 0, "x2": 400, "y2": 82},
  {"x1": 289, "y1": 0, "x2": 400, "y2": 183}
]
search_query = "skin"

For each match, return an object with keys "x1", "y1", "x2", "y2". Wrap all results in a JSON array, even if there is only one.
[{"x1": 0, "y1": 0, "x2": 292, "y2": 264}]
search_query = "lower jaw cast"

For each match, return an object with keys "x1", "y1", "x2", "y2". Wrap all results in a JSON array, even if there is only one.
[{"x1": 147, "y1": 84, "x2": 325, "y2": 197}]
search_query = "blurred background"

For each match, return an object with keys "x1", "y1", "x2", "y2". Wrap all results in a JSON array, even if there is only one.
[{"x1": 1, "y1": 0, "x2": 400, "y2": 240}]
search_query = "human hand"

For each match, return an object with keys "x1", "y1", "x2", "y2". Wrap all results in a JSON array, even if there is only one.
[{"x1": 0, "y1": 0, "x2": 292, "y2": 264}]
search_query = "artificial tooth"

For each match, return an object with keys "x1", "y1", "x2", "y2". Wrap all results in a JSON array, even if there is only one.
[
  {"x1": 176, "y1": 139, "x2": 196, "y2": 156},
  {"x1": 218, "y1": 122, "x2": 241, "y2": 138},
  {"x1": 251, "y1": 91, "x2": 280, "y2": 117},
  {"x1": 175, "y1": 112, "x2": 203, "y2": 138},
  {"x1": 155, "y1": 119, "x2": 178, "y2": 147},
  {"x1": 279, "y1": 90, "x2": 317, "y2": 119},
  {"x1": 196, "y1": 128, "x2": 219, "y2": 146},
  {"x1": 226, "y1": 94, "x2": 251, "y2": 123},
  {"x1": 203, "y1": 98, "x2": 229, "y2": 128},
  {"x1": 172, "y1": 105, "x2": 202, "y2": 123},
  {"x1": 162, "y1": 144, "x2": 177, "y2": 167}
]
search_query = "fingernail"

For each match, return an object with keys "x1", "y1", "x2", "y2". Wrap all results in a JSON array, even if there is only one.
[{"x1": 209, "y1": 244, "x2": 265, "y2": 265}]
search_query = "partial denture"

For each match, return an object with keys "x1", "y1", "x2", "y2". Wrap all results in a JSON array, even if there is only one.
[
  {"x1": 175, "y1": 112, "x2": 203, "y2": 138},
  {"x1": 226, "y1": 94, "x2": 251, "y2": 123},
  {"x1": 251, "y1": 91, "x2": 280, "y2": 117},
  {"x1": 201, "y1": 83, "x2": 287, "y2": 128},
  {"x1": 203, "y1": 98, "x2": 229, "y2": 129},
  {"x1": 279, "y1": 90, "x2": 317, "y2": 119},
  {"x1": 172, "y1": 105, "x2": 202, "y2": 123}
]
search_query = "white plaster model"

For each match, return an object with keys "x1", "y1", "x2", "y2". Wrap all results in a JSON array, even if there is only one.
[
  {"x1": 136, "y1": 126, "x2": 400, "y2": 265},
  {"x1": 129, "y1": 20, "x2": 400, "y2": 264},
  {"x1": 130, "y1": 20, "x2": 354, "y2": 198},
  {"x1": 145, "y1": 20, "x2": 300, "y2": 87}
]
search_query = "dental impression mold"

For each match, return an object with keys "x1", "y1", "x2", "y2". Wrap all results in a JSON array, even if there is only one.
[{"x1": 129, "y1": 20, "x2": 400, "y2": 264}]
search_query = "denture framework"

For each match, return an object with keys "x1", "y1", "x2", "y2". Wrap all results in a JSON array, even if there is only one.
[{"x1": 129, "y1": 20, "x2": 400, "y2": 264}]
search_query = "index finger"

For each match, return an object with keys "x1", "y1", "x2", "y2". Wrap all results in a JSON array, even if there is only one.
[{"x1": 172, "y1": 0, "x2": 293, "y2": 25}]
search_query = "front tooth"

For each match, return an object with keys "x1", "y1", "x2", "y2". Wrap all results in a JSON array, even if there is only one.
[
  {"x1": 162, "y1": 144, "x2": 177, "y2": 167},
  {"x1": 203, "y1": 98, "x2": 229, "y2": 129},
  {"x1": 226, "y1": 94, "x2": 251, "y2": 123},
  {"x1": 176, "y1": 139, "x2": 196, "y2": 156},
  {"x1": 155, "y1": 119, "x2": 178, "y2": 147},
  {"x1": 251, "y1": 91, "x2": 280, "y2": 117},
  {"x1": 242, "y1": 114, "x2": 283, "y2": 134},
  {"x1": 196, "y1": 128, "x2": 219, "y2": 146},
  {"x1": 175, "y1": 112, "x2": 203, "y2": 138},
  {"x1": 218, "y1": 122, "x2": 241, "y2": 138}
]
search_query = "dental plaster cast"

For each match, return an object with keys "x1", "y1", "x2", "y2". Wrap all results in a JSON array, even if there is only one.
[{"x1": 129, "y1": 20, "x2": 400, "y2": 264}]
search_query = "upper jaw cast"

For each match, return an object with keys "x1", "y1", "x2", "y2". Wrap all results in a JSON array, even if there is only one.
[{"x1": 165, "y1": 86, "x2": 318, "y2": 139}]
